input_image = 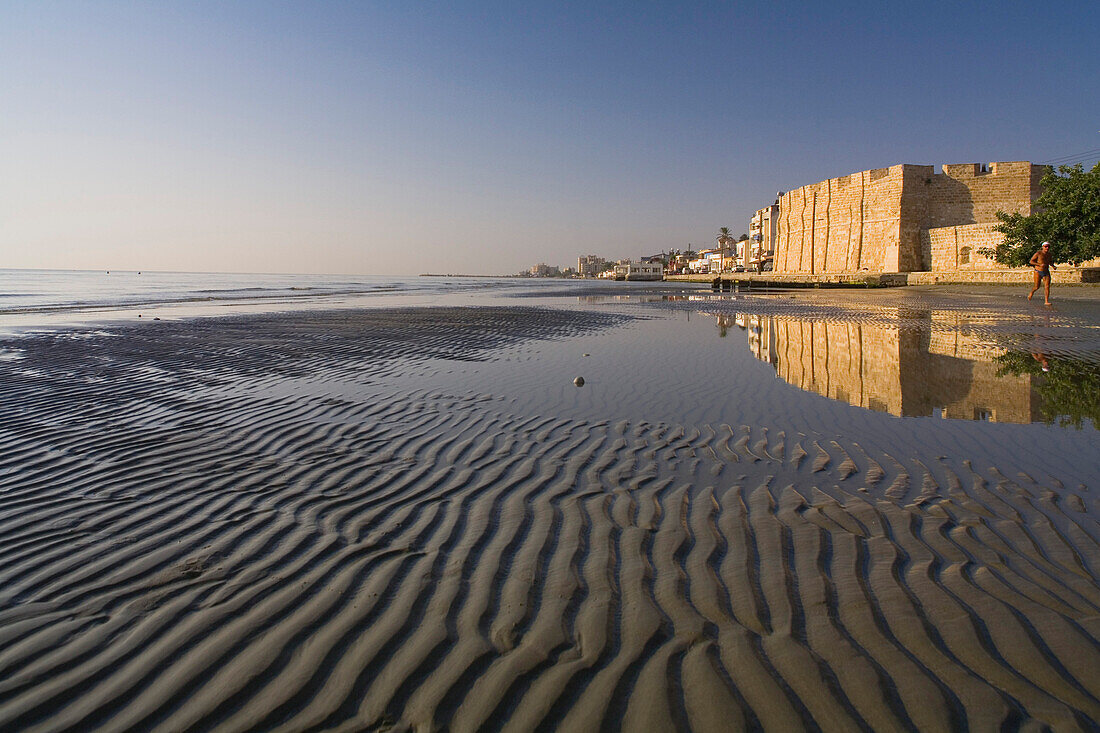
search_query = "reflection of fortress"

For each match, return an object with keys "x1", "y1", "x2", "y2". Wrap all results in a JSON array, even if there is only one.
[{"x1": 748, "y1": 314, "x2": 1041, "y2": 423}]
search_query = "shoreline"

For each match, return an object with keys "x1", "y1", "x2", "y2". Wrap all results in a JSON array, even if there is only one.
[{"x1": 0, "y1": 296, "x2": 1097, "y2": 730}]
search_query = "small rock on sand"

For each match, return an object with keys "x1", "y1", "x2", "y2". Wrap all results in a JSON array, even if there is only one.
[{"x1": 573, "y1": 377, "x2": 585, "y2": 387}]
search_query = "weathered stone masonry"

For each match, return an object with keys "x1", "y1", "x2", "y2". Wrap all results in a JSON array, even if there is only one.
[{"x1": 774, "y1": 161, "x2": 1043, "y2": 274}]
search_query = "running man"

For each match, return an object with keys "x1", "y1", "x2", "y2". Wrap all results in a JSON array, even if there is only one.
[{"x1": 1027, "y1": 241, "x2": 1056, "y2": 305}]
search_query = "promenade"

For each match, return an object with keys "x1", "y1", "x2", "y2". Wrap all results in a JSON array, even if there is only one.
[{"x1": 667, "y1": 267, "x2": 1100, "y2": 288}]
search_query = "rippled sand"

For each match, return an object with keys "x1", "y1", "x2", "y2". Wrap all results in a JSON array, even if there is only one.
[{"x1": 0, "y1": 300, "x2": 1097, "y2": 731}]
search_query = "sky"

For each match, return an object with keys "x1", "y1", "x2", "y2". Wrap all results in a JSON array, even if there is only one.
[{"x1": 1, "y1": 1, "x2": 1098, "y2": 276}]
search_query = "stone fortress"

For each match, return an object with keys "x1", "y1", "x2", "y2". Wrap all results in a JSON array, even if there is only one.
[{"x1": 770, "y1": 161, "x2": 1048, "y2": 277}]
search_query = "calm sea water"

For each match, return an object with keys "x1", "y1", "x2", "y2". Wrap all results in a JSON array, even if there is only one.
[
  {"x1": 0, "y1": 269, "x2": 507, "y2": 312},
  {"x1": 0, "y1": 269, "x2": 533, "y2": 329}
]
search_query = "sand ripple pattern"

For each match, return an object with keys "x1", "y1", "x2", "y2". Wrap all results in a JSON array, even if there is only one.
[{"x1": 0, "y1": 308, "x2": 1098, "y2": 731}]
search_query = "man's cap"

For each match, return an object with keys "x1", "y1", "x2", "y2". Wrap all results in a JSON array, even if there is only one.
[{"x1": 1042, "y1": 241, "x2": 1051, "y2": 246}]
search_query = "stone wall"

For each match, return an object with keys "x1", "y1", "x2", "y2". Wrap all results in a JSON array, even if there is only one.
[
  {"x1": 924, "y1": 162, "x2": 1043, "y2": 228},
  {"x1": 775, "y1": 166, "x2": 905, "y2": 274},
  {"x1": 773, "y1": 161, "x2": 1043, "y2": 274},
  {"x1": 922, "y1": 223, "x2": 1003, "y2": 271},
  {"x1": 907, "y1": 267, "x2": 1100, "y2": 284}
]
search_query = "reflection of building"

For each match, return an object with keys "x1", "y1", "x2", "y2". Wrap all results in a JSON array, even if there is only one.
[
  {"x1": 746, "y1": 316, "x2": 776, "y2": 364},
  {"x1": 747, "y1": 313, "x2": 1042, "y2": 422}
]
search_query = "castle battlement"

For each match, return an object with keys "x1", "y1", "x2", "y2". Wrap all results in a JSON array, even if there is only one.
[{"x1": 937, "y1": 161, "x2": 1035, "y2": 178}]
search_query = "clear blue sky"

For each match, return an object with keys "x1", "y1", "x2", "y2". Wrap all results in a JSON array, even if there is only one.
[{"x1": 2, "y1": 1, "x2": 1097, "y2": 275}]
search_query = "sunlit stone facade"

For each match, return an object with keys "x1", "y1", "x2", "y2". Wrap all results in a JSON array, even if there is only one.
[{"x1": 772, "y1": 162, "x2": 1044, "y2": 274}]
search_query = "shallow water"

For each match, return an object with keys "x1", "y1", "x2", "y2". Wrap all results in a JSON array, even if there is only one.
[
  {"x1": 0, "y1": 283, "x2": 1097, "y2": 730},
  {"x1": 0, "y1": 269, "x2": 538, "y2": 330}
]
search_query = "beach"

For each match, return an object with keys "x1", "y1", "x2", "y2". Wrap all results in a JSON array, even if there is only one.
[{"x1": 0, "y1": 280, "x2": 1098, "y2": 731}]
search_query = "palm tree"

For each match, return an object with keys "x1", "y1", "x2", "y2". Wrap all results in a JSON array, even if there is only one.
[{"x1": 716, "y1": 227, "x2": 735, "y2": 272}]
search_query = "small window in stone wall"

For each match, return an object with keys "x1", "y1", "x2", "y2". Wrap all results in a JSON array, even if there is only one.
[{"x1": 960, "y1": 246, "x2": 971, "y2": 265}]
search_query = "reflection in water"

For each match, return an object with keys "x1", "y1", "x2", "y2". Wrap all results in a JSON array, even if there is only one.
[
  {"x1": 725, "y1": 311, "x2": 1097, "y2": 427},
  {"x1": 995, "y1": 350, "x2": 1100, "y2": 428}
]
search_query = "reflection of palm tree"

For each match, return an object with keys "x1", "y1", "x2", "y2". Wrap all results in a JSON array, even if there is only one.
[{"x1": 716, "y1": 227, "x2": 734, "y2": 272}]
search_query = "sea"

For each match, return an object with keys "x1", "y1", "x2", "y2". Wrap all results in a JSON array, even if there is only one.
[
  {"x1": 0, "y1": 268, "x2": 530, "y2": 330},
  {"x1": 2, "y1": 267, "x2": 1096, "y2": 434}
]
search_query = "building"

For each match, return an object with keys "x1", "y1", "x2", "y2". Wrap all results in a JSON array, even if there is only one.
[
  {"x1": 748, "y1": 202, "x2": 780, "y2": 270},
  {"x1": 612, "y1": 261, "x2": 664, "y2": 281},
  {"x1": 771, "y1": 161, "x2": 1043, "y2": 274},
  {"x1": 666, "y1": 253, "x2": 689, "y2": 274},
  {"x1": 577, "y1": 254, "x2": 607, "y2": 278},
  {"x1": 527, "y1": 263, "x2": 560, "y2": 277},
  {"x1": 687, "y1": 248, "x2": 722, "y2": 274}
]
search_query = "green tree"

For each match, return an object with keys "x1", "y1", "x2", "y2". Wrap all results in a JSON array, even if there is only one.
[
  {"x1": 716, "y1": 227, "x2": 735, "y2": 271},
  {"x1": 983, "y1": 163, "x2": 1100, "y2": 266}
]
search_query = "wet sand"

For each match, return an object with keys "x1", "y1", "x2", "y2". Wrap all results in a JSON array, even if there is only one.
[{"x1": 0, "y1": 297, "x2": 1097, "y2": 731}]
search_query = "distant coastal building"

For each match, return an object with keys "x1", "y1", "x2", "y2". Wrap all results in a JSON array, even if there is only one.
[
  {"x1": 612, "y1": 261, "x2": 664, "y2": 281},
  {"x1": 527, "y1": 263, "x2": 560, "y2": 277},
  {"x1": 769, "y1": 161, "x2": 1044, "y2": 274},
  {"x1": 686, "y1": 248, "x2": 722, "y2": 274},
  {"x1": 577, "y1": 254, "x2": 607, "y2": 277}
]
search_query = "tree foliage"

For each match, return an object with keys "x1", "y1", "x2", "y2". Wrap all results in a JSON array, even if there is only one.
[
  {"x1": 983, "y1": 163, "x2": 1100, "y2": 266},
  {"x1": 716, "y1": 227, "x2": 734, "y2": 253},
  {"x1": 995, "y1": 351, "x2": 1100, "y2": 429},
  {"x1": 716, "y1": 227, "x2": 736, "y2": 271}
]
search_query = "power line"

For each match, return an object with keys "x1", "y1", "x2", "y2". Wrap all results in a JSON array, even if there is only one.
[
  {"x1": 1038, "y1": 146, "x2": 1100, "y2": 165},
  {"x1": 1040, "y1": 146, "x2": 1100, "y2": 163}
]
